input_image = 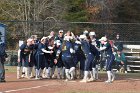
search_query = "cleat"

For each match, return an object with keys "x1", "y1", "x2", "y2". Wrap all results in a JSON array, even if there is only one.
[
  {"x1": 57, "y1": 75, "x2": 61, "y2": 79},
  {"x1": 105, "y1": 80, "x2": 112, "y2": 83},
  {"x1": 111, "y1": 75, "x2": 115, "y2": 82},
  {"x1": 80, "y1": 79, "x2": 88, "y2": 83}
]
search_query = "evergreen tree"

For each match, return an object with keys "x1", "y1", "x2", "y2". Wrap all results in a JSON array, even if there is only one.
[
  {"x1": 63, "y1": 0, "x2": 89, "y2": 22},
  {"x1": 114, "y1": 0, "x2": 140, "y2": 23}
]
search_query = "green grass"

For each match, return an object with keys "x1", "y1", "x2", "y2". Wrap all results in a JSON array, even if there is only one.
[
  {"x1": 5, "y1": 66, "x2": 140, "y2": 78},
  {"x1": 5, "y1": 66, "x2": 17, "y2": 73}
]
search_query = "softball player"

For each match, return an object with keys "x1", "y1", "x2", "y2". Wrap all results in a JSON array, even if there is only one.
[
  {"x1": 0, "y1": 42, "x2": 7, "y2": 82},
  {"x1": 54, "y1": 30, "x2": 65, "y2": 78},
  {"x1": 79, "y1": 35, "x2": 95, "y2": 83},
  {"x1": 99, "y1": 37, "x2": 115, "y2": 83},
  {"x1": 35, "y1": 37, "x2": 53, "y2": 80},
  {"x1": 73, "y1": 40, "x2": 85, "y2": 79},
  {"x1": 89, "y1": 32, "x2": 100, "y2": 81},
  {"x1": 17, "y1": 38, "x2": 33, "y2": 79},
  {"x1": 46, "y1": 35, "x2": 55, "y2": 79},
  {"x1": 62, "y1": 33, "x2": 76, "y2": 81},
  {"x1": 53, "y1": 40, "x2": 63, "y2": 79}
]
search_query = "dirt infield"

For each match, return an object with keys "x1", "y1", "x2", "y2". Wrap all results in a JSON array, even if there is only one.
[{"x1": 0, "y1": 71, "x2": 140, "y2": 93}]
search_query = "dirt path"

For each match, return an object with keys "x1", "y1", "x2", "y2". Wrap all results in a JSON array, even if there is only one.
[{"x1": 0, "y1": 73, "x2": 140, "y2": 93}]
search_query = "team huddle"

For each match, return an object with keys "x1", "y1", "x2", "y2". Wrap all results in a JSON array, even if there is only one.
[{"x1": 17, "y1": 30, "x2": 117, "y2": 83}]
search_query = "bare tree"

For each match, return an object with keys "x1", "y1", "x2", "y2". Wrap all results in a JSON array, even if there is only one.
[{"x1": 0, "y1": 0, "x2": 66, "y2": 37}]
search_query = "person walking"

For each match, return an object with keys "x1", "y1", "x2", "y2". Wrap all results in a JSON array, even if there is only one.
[{"x1": 0, "y1": 42, "x2": 7, "y2": 82}]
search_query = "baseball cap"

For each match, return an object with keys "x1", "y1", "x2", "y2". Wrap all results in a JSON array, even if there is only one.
[
  {"x1": 41, "y1": 37, "x2": 47, "y2": 42},
  {"x1": 59, "y1": 30, "x2": 63, "y2": 33},
  {"x1": 99, "y1": 37, "x2": 107, "y2": 41},
  {"x1": 89, "y1": 32, "x2": 96, "y2": 36},
  {"x1": 56, "y1": 40, "x2": 61, "y2": 45},
  {"x1": 83, "y1": 30, "x2": 88, "y2": 34},
  {"x1": 79, "y1": 35, "x2": 86, "y2": 39}
]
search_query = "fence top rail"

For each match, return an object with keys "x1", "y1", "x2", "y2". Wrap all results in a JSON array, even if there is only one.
[{"x1": 0, "y1": 20, "x2": 140, "y2": 24}]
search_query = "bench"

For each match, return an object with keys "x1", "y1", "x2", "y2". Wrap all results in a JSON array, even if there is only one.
[
  {"x1": 125, "y1": 56, "x2": 140, "y2": 59},
  {"x1": 123, "y1": 45, "x2": 140, "y2": 52},
  {"x1": 124, "y1": 52, "x2": 140, "y2": 54},
  {"x1": 127, "y1": 60, "x2": 140, "y2": 63},
  {"x1": 123, "y1": 45, "x2": 140, "y2": 49},
  {"x1": 124, "y1": 52, "x2": 140, "y2": 56},
  {"x1": 123, "y1": 44, "x2": 140, "y2": 72}
]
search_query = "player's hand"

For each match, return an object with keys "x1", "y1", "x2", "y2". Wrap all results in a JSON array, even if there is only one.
[
  {"x1": 54, "y1": 59, "x2": 57, "y2": 64},
  {"x1": 17, "y1": 59, "x2": 20, "y2": 63},
  {"x1": 121, "y1": 61, "x2": 124, "y2": 64},
  {"x1": 50, "y1": 51, "x2": 53, "y2": 54}
]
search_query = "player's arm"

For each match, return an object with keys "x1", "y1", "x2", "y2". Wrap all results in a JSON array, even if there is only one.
[{"x1": 41, "y1": 48, "x2": 53, "y2": 53}]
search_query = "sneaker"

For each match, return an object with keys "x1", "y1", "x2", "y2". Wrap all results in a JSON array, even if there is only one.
[
  {"x1": 52, "y1": 74, "x2": 56, "y2": 79},
  {"x1": 35, "y1": 77, "x2": 40, "y2": 80},
  {"x1": 21, "y1": 74, "x2": 25, "y2": 78},
  {"x1": 65, "y1": 79, "x2": 71, "y2": 82},
  {"x1": 57, "y1": 74, "x2": 61, "y2": 79},
  {"x1": 88, "y1": 78, "x2": 95, "y2": 82},
  {"x1": 29, "y1": 75, "x2": 34, "y2": 78},
  {"x1": 61, "y1": 76, "x2": 65, "y2": 79},
  {"x1": 116, "y1": 70, "x2": 119, "y2": 73},
  {"x1": 105, "y1": 80, "x2": 112, "y2": 83},
  {"x1": 111, "y1": 74, "x2": 115, "y2": 82},
  {"x1": 80, "y1": 79, "x2": 88, "y2": 83}
]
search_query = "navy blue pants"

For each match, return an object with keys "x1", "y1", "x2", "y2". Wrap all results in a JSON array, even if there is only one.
[
  {"x1": 35, "y1": 53, "x2": 45, "y2": 70},
  {"x1": 44, "y1": 55, "x2": 49, "y2": 69},
  {"x1": 62, "y1": 52, "x2": 75, "y2": 69},
  {"x1": 29, "y1": 53, "x2": 35, "y2": 67},
  {"x1": 106, "y1": 54, "x2": 115, "y2": 71},
  {"x1": 74, "y1": 54, "x2": 85, "y2": 71},
  {"x1": 84, "y1": 53, "x2": 94, "y2": 71},
  {"x1": 18, "y1": 55, "x2": 29, "y2": 67},
  {"x1": 55, "y1": 56, "x2": 63, "y2": 68},
  {"x1": 92, "y1": 56, "x2": 100, "y2": 68}
]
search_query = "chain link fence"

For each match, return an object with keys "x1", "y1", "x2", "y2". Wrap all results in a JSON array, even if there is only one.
[
  {"x1": 2, "y1": 21, "x2": 140, "y2": 49},
  {"x1": 1, "y1": 21, "x2": 140, "y2": 67}
]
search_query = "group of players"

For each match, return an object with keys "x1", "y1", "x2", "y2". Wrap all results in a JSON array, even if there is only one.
[{"x1": 17, "y1": 30, "x2": 118, "y2": 83}]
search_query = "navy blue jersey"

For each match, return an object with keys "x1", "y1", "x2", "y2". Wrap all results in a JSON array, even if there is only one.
[
  {"x1": 73, "y1": 43, "x2": 80, "y2": 52},
  {"x1": 81, "y1": 40, "x2": 92, "y2": 55},
  {"x1": 36, "y1": 43, "x2": 46, "y2": 54},
  {"x1": 20, "y1": 43, "x2": 31, "y2": 56},
  {"x1": 73, "y1": 42, "x2": 85, "y2": 59},
  {"x1": 62, "y1": 41, "x2": 73, "y2": 54},
  {"x1": 90, "y1": 43, "x2": 100, "y2": 58}
]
